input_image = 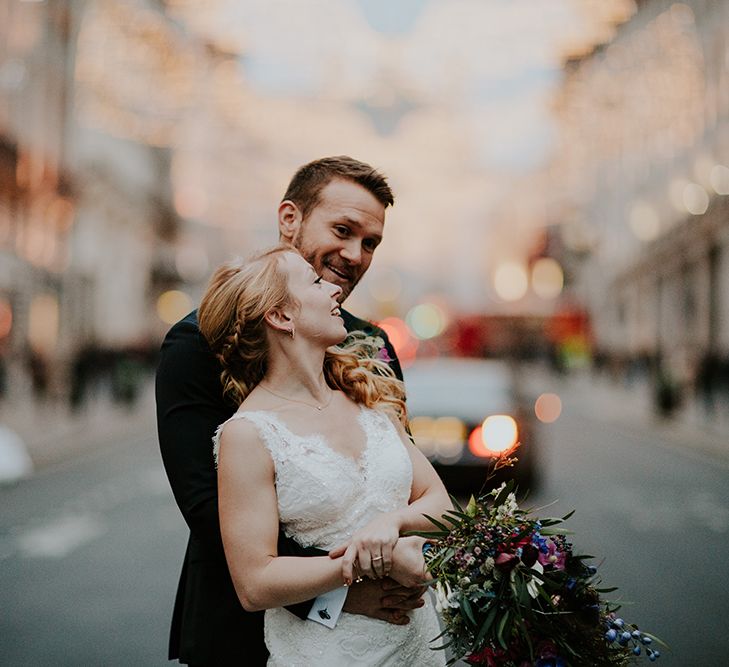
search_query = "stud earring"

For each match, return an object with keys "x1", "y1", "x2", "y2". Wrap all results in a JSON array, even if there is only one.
[{"x1": 288, "y1": 327, "x2": 295, "y2": 339}]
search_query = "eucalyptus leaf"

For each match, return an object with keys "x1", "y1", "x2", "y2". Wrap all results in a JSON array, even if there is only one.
[
  {"x1": 423, "y1": 513, "x2": 451, "y2": 532},
  {"x1": 430, "y1": 641, "x2": 453, "y2": 651},
  {"x1": 461, "y1": 597, "x2": 476, "y2": 627},
  {"x1": 496, "y1": 609, "x2": 511, "y2": 650},
  {"x1": 477, "y1": 603, "x2": 499, "y2": 642},
  {"x1": 449, "y1": 494, "x2": 465, "y2": 512}
]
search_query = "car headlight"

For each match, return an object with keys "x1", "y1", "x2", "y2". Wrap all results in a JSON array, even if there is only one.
[
  {"x1": 468, "y1": 415, "x2": 519, "y2": 457},
  {"x1": 409, "y1": 416, "x2": 466, "y2": 462}
]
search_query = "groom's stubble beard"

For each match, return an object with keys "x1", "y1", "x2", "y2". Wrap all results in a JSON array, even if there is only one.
[{"x1": 293, "y1": 238, "x2": 363, "y2": 305}]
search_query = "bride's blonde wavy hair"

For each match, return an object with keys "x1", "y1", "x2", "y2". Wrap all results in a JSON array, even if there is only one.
[{"x1": 198, "y1": 246, "x2": 407, "y2": 425}]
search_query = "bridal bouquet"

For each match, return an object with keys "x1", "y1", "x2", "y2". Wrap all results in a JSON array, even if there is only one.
[{"x1": 419, "y1": 482, "x2": 663, "y2": 666}]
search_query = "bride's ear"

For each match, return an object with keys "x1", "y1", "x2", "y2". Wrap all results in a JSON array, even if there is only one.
[{"x1": 264, "y1": 306, "x2": 294, "y2": 336}]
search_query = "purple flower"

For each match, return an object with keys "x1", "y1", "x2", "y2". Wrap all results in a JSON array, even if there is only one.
[{"x1": 538, "y1": 538, "x2": 566, "y2": 570}]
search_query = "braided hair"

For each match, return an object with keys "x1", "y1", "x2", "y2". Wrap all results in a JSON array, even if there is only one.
[{"x1": 198, "y1": 247, "x2": 290, "y2": 405}]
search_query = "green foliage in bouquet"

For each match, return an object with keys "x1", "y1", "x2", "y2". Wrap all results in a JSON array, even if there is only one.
[{"x1": 417, "y1": 481, "x2": 664, "y2": 666}]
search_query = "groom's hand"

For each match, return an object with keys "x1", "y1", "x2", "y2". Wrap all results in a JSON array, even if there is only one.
[
  {"x1": 343, "y1": 578, "x2": 424, "y2": 625},
  {"x1": 388, "y1": 535, "x2": 431, "y2": 589},
  {"x1": 340, "y1": 535, "x2": 429, "y2": 625}
]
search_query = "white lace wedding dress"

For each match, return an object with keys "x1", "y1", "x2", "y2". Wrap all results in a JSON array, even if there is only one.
[{"x1": 214, "y1": 406, "x2": 445, "y2": 666}]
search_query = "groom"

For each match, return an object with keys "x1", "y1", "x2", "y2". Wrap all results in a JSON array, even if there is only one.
[{"x1": 157, "y1": 156, "x2": 427, "y2": 666}]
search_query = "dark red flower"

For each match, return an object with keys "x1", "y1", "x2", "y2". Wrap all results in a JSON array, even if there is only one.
[
  {"x1": 467, "y1": 645, "x2": 510, "y2": 667},
  {"x1": 495, "y1": 552, "x2": 519, "y2": 571},
  {"x1": 521, "y1": 543, "x2": 539, "y2": 567}
]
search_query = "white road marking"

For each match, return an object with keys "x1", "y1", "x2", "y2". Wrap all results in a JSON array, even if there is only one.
[
  {"x1": 5, "y1": 467, "x2": 176, "y2": 560},
  {"x1": 16, "y1": 513, "x2": 107, "y2": 558}
]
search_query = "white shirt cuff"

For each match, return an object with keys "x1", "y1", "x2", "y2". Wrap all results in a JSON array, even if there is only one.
[{"x1": 307, "y1": 586, "x2": 348, "y2": 629}]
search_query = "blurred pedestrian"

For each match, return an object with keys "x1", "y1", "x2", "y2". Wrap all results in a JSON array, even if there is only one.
[
  {"x1": 156, "y1": 157, "x2": 427, "y2": 666},
  {"x1": 199, "y1": 248, "x2": 448, "y2": 665},
  {"x1": 696, "y1": 351, "x2": 719, "y2": 418},
  {"x1": 27, "y1": 349, "x2": 49, "y2": 400}
]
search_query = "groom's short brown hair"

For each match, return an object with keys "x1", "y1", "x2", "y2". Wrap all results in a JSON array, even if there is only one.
[{"x1": 282, "y1": 156, "x2": 394, "y2": 220}]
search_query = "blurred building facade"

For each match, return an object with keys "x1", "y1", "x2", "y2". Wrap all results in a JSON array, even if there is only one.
[
  {"x1": 0, "y1": 0, "x2": 183, "y2": 412},
  {"x1": 548, "y1": 0, "x2": 729, "y2": 417}
]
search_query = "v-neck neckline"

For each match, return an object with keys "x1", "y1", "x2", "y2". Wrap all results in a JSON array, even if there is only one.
[{"x1": 241, "y1": 405, "x2": 372, "y2": 470}]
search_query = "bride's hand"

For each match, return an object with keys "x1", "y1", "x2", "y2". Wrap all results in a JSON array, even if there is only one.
[{"x1": 330, "y1": 513, "x2": 400, "y2": 584}]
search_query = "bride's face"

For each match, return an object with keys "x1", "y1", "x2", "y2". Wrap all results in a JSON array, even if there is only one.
[{"x1": 280, "y1": 252, "x2": 347, "y2": 345}]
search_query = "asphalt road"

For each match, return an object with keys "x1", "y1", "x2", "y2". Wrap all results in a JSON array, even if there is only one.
[{"x1": 1, "y1": 388, "x2": 727, "y2": 666}]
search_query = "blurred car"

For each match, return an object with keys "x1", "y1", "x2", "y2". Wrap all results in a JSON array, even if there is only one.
[{"x1": 403, "y1": 357, "x2": 538, "y2": 494}]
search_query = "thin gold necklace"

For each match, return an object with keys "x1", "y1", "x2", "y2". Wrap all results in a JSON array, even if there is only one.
[{"x1": 258, "y1": 383, "x2": 334, "y2": 411}]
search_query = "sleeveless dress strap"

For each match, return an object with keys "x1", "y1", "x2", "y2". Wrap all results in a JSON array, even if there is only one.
[{"x1": 212, "y1": 410, "x2": 293, "y2": 467}]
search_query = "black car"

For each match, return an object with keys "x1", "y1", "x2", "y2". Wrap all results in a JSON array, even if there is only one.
[{"x1": 403, "y1": 357, "x2": 538, "y2": 494}]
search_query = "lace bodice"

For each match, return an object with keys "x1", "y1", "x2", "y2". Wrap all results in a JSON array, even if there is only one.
[
  {"x1": 213, "y1": 405, "x2": 445, "y2": 666},
  {"x1": 213, "y1": 406, "x2": 412, "y2": 550}
]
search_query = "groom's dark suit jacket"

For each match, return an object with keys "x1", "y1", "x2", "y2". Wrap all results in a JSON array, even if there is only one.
[{"x1": 156, "y1": 309, "x2": 402, "y2": 666}]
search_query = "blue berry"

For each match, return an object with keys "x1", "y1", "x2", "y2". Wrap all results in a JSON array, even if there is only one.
[
  {"x1": 642, "y1": 636, "x2": 652, "y2": 645},
  {"x1": 632, "y1": 630, "x2": 642, "y2": 638},
  {"x1": 632, "y1": 646, "x2": 641, "y2": 656},
  {"x1": 613, "y1": 618, "x2": 624, "y2": 628},
  {"x1": 605, "y1": 629, "x2": 618, "y2": 642}
]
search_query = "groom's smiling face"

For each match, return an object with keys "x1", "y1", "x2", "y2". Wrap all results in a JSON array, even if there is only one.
[{"x1": 290, "y1": 179, "x2": 385, "y2": 303}]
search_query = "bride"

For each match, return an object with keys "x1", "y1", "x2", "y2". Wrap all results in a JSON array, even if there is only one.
[{"x1": 198, "y1": 246, "x2": 451, "y2": 665}]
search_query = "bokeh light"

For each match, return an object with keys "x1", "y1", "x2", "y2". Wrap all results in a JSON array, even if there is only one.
[
  {"x1": 535, "y1": 393, "x2": 562, "y2": 423},
  {"x1": 669, "y1": 178, "x2": 690, "y2": 212},
  {"x1": 28, "y1": 294, "x2": 59, "y2": 354},
  {"x1": 710, "y1": 164, "x2": 729, "y2": 195},
  {"x1": 493, "y1": 262, "x2": 528, "y2": 302},
  {"x1": 411, "y1": 416, "x2": 466, "y2": 463},
  {"x1": 468, "y1": 426, "x2": 487, "y2": 457},
  {"x1": 468, "y1": 415, "x2": 519, "y2": 457},
  {"x1": 157, "y1": 290, "x2": 192, "y2": 325},
  {"x1": 531, "y1": 258, "x2": 564, "y2": 300},
  {"x1": 683, "y1": 183, "x2": 709, "y2": 215},
  {"x1": 378, "y1": 316, "x2": 419, "y2": 367},
  {"x1": 481, "y1": 415, "x2": 518, "y2": 453},
  {"x1": 628, "y1": 202, "x2": 660, "y2": 241},
  {"x1": 406, "y1": 303, "x2": 447, "y2": 340},
  {"x1": 410, "y1": 416, "x2": 437, "y2": 457}
]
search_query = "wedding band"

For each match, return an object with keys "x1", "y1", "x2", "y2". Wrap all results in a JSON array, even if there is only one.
[{"x1": 372, "y1": 556, "x2": 383, "y2": 562}]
